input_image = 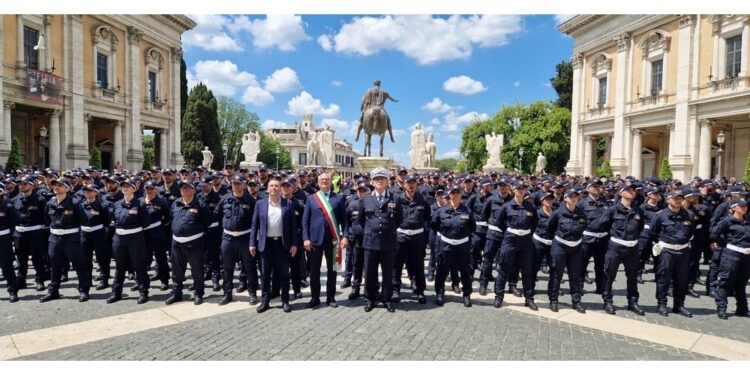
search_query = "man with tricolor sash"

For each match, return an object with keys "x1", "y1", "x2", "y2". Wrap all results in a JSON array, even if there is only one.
[{"x1": 302, "y1": 172, "x2": 349, "y2": 309}]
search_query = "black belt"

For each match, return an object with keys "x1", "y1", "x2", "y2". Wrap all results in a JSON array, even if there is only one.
[{"x1": 268, "y1": 236, "x2": 282, "y2": 241}]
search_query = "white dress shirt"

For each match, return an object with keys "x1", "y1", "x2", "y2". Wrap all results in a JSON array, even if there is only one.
[{"x1": 267, "y1": 198, "x2": 282, "y2": 238}]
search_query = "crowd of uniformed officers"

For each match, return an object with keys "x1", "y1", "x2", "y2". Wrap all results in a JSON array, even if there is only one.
[{"x1": 0, "y1": 162, "x2": 749, "y2": 320}]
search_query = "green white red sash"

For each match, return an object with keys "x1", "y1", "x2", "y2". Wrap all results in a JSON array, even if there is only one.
[{"x1": 312, "y1": 190, "x2": 345, "y2": 270}]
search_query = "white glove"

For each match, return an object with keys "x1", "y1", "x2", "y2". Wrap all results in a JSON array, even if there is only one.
[{"x1": 652, "y1": 243, "x2": 662, "y2": 257}]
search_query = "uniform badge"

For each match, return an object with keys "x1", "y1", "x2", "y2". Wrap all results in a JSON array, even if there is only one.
[
  {"x1": 0, "y1": 212, "x2": 5, "y2": 217},
  {"x1": 90, "y1": 210, "x2": 99, "y2": 216},
  {"x1": 387, "y1": 203, "x2": 396, "y2": 208},
  {"x1": 635, "y1": 214, "x2": 641, "y2": 221},
  {"x1": 417, "y1": 205, "x2": 424, "y2": 210},
  {"x1": 63, "y1": 210, "x2": 73, "y2": 216},
  {"x1": 28, "y1": 205, "x2": 38, "y2": 210},
  {"x1": 128, "y1": 208, "x2": 138, "y2": 215},
  {"x1": 699, "y1": 211, "x2": 705, "y2": 216},
  {"x1": 526, "y1": 211, "x2": 533, "y2": 217},
  {"x1": 460, "y1": 214, "x2": 470, "y2": 220},
  {"x1": 683, "y1": 220, "x2": 691, "y2": 226},
  {"x1": 352, "y1": 210, "x2": 359, "y2": 215},
  {"x1": 188, "y1": 208, "x2": 199, "y2": 214},
  {"x1": 209, "y1": 203, "x2": 216, "y2": 208},
  {"x1": 241, "y1": 204, "x2": 249, "y2": 209},
  {"x1": 579, "y1": 218, "x2": 586, "y2": 224}
]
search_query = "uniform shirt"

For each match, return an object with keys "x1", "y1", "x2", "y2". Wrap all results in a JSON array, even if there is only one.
[
  {"x1": 466, "y1": 191, "x2": 491, "y2": 234},
  {"x1": 480, "y1": 192, "x2": 511, "y2": 241},
  {"x1": 45, "y1": 194, "x2": 85, "y2": 232},
  {"x1": 496, "y1": 198, "x2": 538, "y2": 237},
  {"x1": 11, "y1": 191, "x2": 45, "y2": 229},
  {"x1": 171, "y1": 198, "x2": 211, "y2": 238},
  {"x1": 215, "y1": 192, "x2": 255, "y2": 232},
  {"x1": 649, "y1": 207, "x2": 695, "y2": 246},
  {"x1": 578, "y1": 195, "x2": 609, "y2": 242},
  {"x1": 687, "y1": 202, "x2": 711, "y2": 242},
  {"x1": 141, "y1": 195, "x2": 171, "y2": 238},
  {"x1": 101, "y1": 190, "x2": 124, "y2": 226},
  {"x1": 112, "y1": 197, "x2": 150, "y2": 231},
  {"x1": 79, "y1": 197, "x2": 110, "y2": 229},
  {"x1": 430, "y1": 203, "x2": 475, "y2": 252},
  {"x1": 710, "y1": 215, "x2": 750, "y2": 248},
  {"x1": 346, "y1": 195, "x2": 364, "y2": 238},
  {"x1": 710, "y1": 200, "x2": 733, "y2": 229},
  {"x1": 199, "y1": 189, "x2": 222, "y2": 227},
  {"x1": 266, "y1": 198, "x2": 283, "y2": 237},
  {"x1": 158, "y1": 182, "x2": 181, "y2": 205},
  {"x1": 534, "y1": 207, "x2": 555, "y2": 240},
  {"x1": 547, "y1": 204, "x2": 587, "y2": 242},
  {"x1": 287, "y1": 195, "x2": 305, "y2": 246},
  {"x1": 356, "y1": 190, "x2": 403, "y2": 251},
  {"x1": 638, "y1": 202, "x2": 660, "y2": 240},
  {"x1": 0, "y1": 195, "x2": 14, "y2": 232},
  {"x1": 399, "y1": 192, "x2": 431, "y2": 231},
  {"x1": 593, "y1": 201, "x2": 644, "y2": 242}
]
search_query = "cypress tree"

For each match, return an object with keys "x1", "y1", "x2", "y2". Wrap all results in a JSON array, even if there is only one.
[
  {"x1": 743, "y1": 150, "x2": 750, "y2": 185},
  {"x1": 659, "y1": 157, "x2": 673, "y2": 180},
  {"x1": 6, "y1": 136, "x2": 22, "y2": 172},
  {"x1": 181, "y1": 83, "x2": 221, "y2": 169},
  {"x1": 89, "y1": 146, "x2": 102, "y2": 169}
]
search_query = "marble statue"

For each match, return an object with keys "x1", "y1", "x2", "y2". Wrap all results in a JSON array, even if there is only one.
[
  {"x1": 201, "y1": 146, "x2": 214, "y2": 169},
  {"x1": 535, "y1": 152, "x2": 547, "y2": 174},
  {"x1": 484, "y1": 132, "x2": 504, "y2": 168},
  {"x1": 410, "y1": 123, "x2": 426, "y2": 168},
  {"x1": 306, "y1": 132, "x2": 319, "y2": 165},
  {"x1": 241, "y1": 131, "x2": 260, "y2": 164},
  {"x1": 319, "y1": 124, "x2": 335, "y2": 166},
  {"x1": 424, "y1": 132, "x2": 437, "y2": 168}
]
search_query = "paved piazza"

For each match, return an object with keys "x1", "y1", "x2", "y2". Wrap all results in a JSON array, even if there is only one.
[{"x1": 1, "y1": 256, "x2": 748, "y2": 361}]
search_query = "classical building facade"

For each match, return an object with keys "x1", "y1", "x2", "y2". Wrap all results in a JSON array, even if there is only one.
[
  {"x1": 560, "y1": 15, "x2": 750, "y2": 180},
  {"x1": 1, "y1": 15, "x2": 195, "y2": 171},
  {"x1": 265, "y1": 113, "x2": 362, "y2": 178}
]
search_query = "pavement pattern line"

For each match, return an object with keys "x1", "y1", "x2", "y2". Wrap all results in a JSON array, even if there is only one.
[{"x1": 1, "y1": 274, "x2": 748, "y2": 361}]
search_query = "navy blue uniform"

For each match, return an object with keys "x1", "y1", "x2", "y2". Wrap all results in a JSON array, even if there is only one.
[
  {"x1": 111, "y1": 197, "x2": 150, "y2": 296},
  {"x1": 431, "y1": 203, "x2": 475, "y2": 298},
  {"x1": 708, "y1": 200, "x2": 733, "y2": 295},
  {"x1": 141, "y1": 195, "x2": 171, "y2": 285},
  {"x1": 394, "y1": 192, "x2": 429, "y2": 298},
  {"x1": 637, "y1": 202, "x2": 660, "y2": 278},
  {"x1": 649, "y1": 207, "x2": 695, "y2": 309},
  {"x1": 357, "y1": 191, "x2": 403, "y2": 304},
  {"x1": 199, "y1": 189, "x2": 222, "y2": 284},
  {"x1": 547, "y1": 205, "x2": 587, "y2": 305},
  {"x1": 11, "y1": 191, "x2": 48, "y2": 286},
  {"x1": 345, "y1": 195, "x2": 365, "y2": 292},
  {"x1": 170, "y1": 198, "x2": 212, "y2": 297},
  {"x1": 100, "y1": 189, "x2": 124, "y2": 284},
  {"x1": 79, "y1": 197, "x2": 111, "y2": 286},
  {"x1": 215, "y1": 192, "x2": 257, "y2": 296},
  {"x1": 710, "y1": 215, "x2": 750, "y2": 314},
  {"x1": 493, "y1": 199, "x2": 538, "y2": 302},
  {"x1": 578, "y1": 195, "x2": 609, "y2": 293},
  {"x1": 479, "y1": 192, "x2": 508, "y2": 288},
  {"x1": 287, "y1": 193, "x2": 306, "y2": 293},
  {"x1": 687, "y1": 202, "x2": 711, "y2": 290},
  {"x1": 0, "y1": 195, "x2": 19, "y2": 296},
  {"x1": 532, "y1": 207, "x2": 554, "y2": 277},
  {"x1": 45, "y1": 194, "x2": 91, "y2": 294},
  {"x1": 466, "y1": 191, "x2": 491, "y2": 271}
]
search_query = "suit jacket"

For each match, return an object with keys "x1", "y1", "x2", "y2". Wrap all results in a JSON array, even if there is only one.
[
  {"x1": 249, "y1": 197, "x2": 298, "y2": 253},
  {"x1": 302, "y1": 189, "x2": 349, "y2": 248}
]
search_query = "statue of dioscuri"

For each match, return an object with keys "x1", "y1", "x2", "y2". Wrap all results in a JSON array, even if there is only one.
[
  {"x1": 410, "y1": 123, "x2": 425, "y2": 168},
  {"x1": 484, "y1": 132, "x2": 504, "y2": 167},
  {"x1": 424, "y1": 132, "x2": 437, "y2": 168},
  {"x1": 241, "y1": 131, "x2": 260, "y2": 164},
  {"x1": 201, "y1": 146, "x2": 214, "y2": 168},
  {"x1": 356, "y1": 79, "x2": 398, "y2": 157},
  {"x1": 535, "y1": 152, "x2": 547, "y2": 174},
  {"x1": 306, "y1": 132, "x2": 319, "y2": 165}
]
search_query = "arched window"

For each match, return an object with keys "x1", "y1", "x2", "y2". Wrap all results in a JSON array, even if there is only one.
[
  {"x1": 590, "y1": 52, "x2": 612, "y2": 108},
  {"x1": 91, "y1": 25, "x2": 120, "y2": 99},
  {"x1": 638, "y1": 29, "x2": 671, "y2": 101},
  {"x1": 144, "y1": 47, "x2": 165, "y2": 109}
]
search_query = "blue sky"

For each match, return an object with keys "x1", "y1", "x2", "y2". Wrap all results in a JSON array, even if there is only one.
[{"x1": 182, "y1": 15, "x2": 574, "y2": 166}]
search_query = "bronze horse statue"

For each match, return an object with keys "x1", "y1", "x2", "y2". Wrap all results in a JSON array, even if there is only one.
[{"x1": 356, "y1": 105, "x2": 395, "y2": 157}]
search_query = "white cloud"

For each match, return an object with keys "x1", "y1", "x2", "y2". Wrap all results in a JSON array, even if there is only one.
[
  {"x1": 392, "y1": 129, "x2": 406, "y2": 137},
  {"x1": 261, "y1": 119, "x2": 290, "y2": 130},
  {"x1": 191, "y1": 60, "x2": 259, "y2": 97},
  {"x1": 443, "y1": 75, "x2": 487, "y2": 95},
  {"x1": 321, "y1": 118, "x2": 350, "y2": 131},
  {"x1": 441, "y1": 149, "x2": 461, "y2": 159},
  {"x1": 544, "y1": 82, "x2": 552, "y2": 88},
  {"x1": 447, "y1": 134, "x2": 461, "y2": 141},
  {"x1": 441, "y1": 111, "x2": 489, "y2": 132},
  {"x1": 263, "y1": 67, "x2": 302, "y2": 93},
  {"x1": 183, "y1": 15, "x2": 243, "y2": 52},
  {"x1": 318, "y1": 15, "x2": 522, "y2": 65},
  {"x1": 239, "y1": 15, "x2": 311, "y2": 52},
  {"x1": 422, "y1": 97, "x2": 454, "y2": 113},
  {"x1": 514, "y1": 81, "x2": 521, "y2": 87},
  {"x1": 555, "y1": 15, "x2": 576, "y2": 25},
  {"x1": 430, "y1": 118, "x2": 441, "y2": 125},
  {"x1": 286, "y1": 91, "x2": 341, "y2": 117},
  {"x1": 241, "y1": 85, "x2": 275, "y2": 106},
  {"x1": 331, "y1": 80, "x2": 342, "y2": 87}
]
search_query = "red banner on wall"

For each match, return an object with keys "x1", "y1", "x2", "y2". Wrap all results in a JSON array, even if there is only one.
[{"x1": 26, "y1": 68, "x2": 61, "y2": 105}]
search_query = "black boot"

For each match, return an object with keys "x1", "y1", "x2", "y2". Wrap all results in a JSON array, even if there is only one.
[
  {"x1": 525, "y1": 299, "x2": 538, "y2": 311},
  {"x1": 435, "y1": 293, "x2": 444, "y2": 306},
  {"x1": 40, "y1": 291, "x2": 60, "y2": 303},
  {"x1": 9, "y1": 292, "x2": 19, "y2": 303},
  {"x1": 603, "y1": 301, "x2": 615, "y2": 314},
  {"x1": 627, "y1": 302, "x2": 645, "y2": 315},
  {"x1": 657, "y1": 304, "x2": 669, "y2": 316},
  {"x1": 96, "y1": 279, "x2": 109, "y2": 291},
  {"x1": 717, "y1": 308, "x2": 728, "y2": 320},
  {"x1": 137, "y1": 291, "x2": 149, "y2": 304},
  {"x1": 493, "y1": 296, "x2": 503, "y2": 308},
  {"x1": 219, "y1": 293, "x2": 233, "y2": 306},
  {"x1": 107, "y1": 293, "x2": 122, "y2": 304},
  {"x1": 479, "y1": 284, "x2": 487, "y2": 296}
]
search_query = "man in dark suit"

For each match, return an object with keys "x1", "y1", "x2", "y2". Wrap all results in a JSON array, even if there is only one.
[
  {"x1": 249, "y1": 177, "x2": 298, "y2": 313},
  {"x1": 302, "y1": 172, "x2": 349, "y2": 308}
]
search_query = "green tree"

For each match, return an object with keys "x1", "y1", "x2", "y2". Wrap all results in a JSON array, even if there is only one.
[
  {"x1": 596, "y1": 160, "x2": 614, "y2": 178},
  {"x1": 218, "y1": 96, "x2": 261, "y2": 167},
  {"x1": 181, "y1": 83, "x2": 221, "y2": 169},
  {"x1": 659, "y1": 157, "x2": 673, "y2": 180},
  {"x1": 434, "y1": 158, "x2": 458, "y2": 172},
  {"x1": 550, "y1": 60, "x2": 573, "y2": 110},
  {"x1": 459, "y1": 108, "x2": 516, "y2": 171},
  {"x1": 89, "y1": 146, "x2": 102, "y2": 169},
  {"x1": 6, "y1": 136, "x2": 22, "y2": 172},
  {"x1": 257, "y1": 132, "x2": 292, "y2": 170},
  {"x1": 142, "y1": 134, "x2": 154, "y2": 170},
  {"x1": 743, "y1": 150, "x2": 750, "y2": 184},
  {"x1": 180, "y1": 58, "x2": 188, "y2": 121}
]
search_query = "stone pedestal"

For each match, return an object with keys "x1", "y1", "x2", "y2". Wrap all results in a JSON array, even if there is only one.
[
  {"x1": 414, "y1": 167, "x2": 439, "y2": 174},
  {"x1": 483, "y1": 165, "x2": 506, "y2": 174},
  {"x1": 240, "y1": 161, "x2": 262, "y2": 170},
  {"x1": 357, "y1": 157, "x2": 392, "y2": 173}
]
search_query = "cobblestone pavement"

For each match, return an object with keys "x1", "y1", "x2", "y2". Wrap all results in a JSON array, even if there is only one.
[{"x1": 1, "y1": 255, "x2": 746, "y2": 360}]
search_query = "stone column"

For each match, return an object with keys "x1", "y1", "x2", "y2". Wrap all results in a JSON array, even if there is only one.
[
  {"x1": 610, "y1": 33, "x2": 631, "y2": 175},
  {"x1": 1, "y1": 101, "x2": 15, "y2": 160},
  {"x1": 631, "y1": 129, "x2": 643, "y2": 179},
  {"x1": 62, "y1": 15, "x2": 88, "y2": 169},
  {"x1": 48, "y1": 110, "x2": 61, "y2": 170},
  {"x1": 159, "y1": 130, "x2": 168, "y2": 167},
  {"x1": 742, "y1": 18, "x2": 750, "y2": 77},
  {"x1": 583, "y1": 135, "x2": 594, "y2": 177},
  {"x1": 169, "y1": 47, "x2": 184, "y2": 167},
  {"x1": 566, "y1": 52, "x2": 584, "y2": 175},
  {"x1": 125, "y1": 26, "x2": 144, "y2": 170},
  {"x1": 671, "y1": 15, "x2": 696, "y2": 181},
  {"x1": 666, "y1": 123, "x2": 674, "y2": 158},
  {"x1": 698, "y1": 119, "x2": 714, "y2": 179},
  {"x1": 113, "y1": 120, "x2": 123, "y2": 168},
  {"x1": 16, "y1": 15, "x2": 25, "y2": 70}
]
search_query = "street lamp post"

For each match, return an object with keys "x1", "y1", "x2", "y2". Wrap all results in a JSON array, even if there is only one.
[
  {"x1": 39, "y1": 126, "x2": 48, "y2": 169},
  {"x1": 716, "y1": 130, "x2": 725, "y2": 181},
  {"x1": 275, "y1": 146, "x2": 280, "y2": 172},
  {"x1": 519, "y1": 147, "x2": 524, "y2": 174},
  {"x1": 222, "y1": 143, "x2": 228, "y2": 170},
  {"x1": 235, "y1": 141, "x2": 242, "y2": 169}
]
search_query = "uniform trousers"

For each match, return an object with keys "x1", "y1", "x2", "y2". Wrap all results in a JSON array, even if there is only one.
[
  {"x1": 480, "y1": 236, "x2": 502, "y2": 286},
  {"x1": 655, "y1": 248, "x2": 689, "y2": 307},
  {"x1": 427, "y1": 231, "x2": 437, "y2": 278},
  {"x1": 637, "y1": 236, "x2": 654, "y2": 275},
  {"x1": 309, "y1": 244, "x2": 337, "y2": 301},
  {"x1": 434, "y1": 250, "x2": 472, "y2": 297},
  {"x1": 708, "y1": 247, "x2": 724, "y2": 294},
  {"x1": 394, "y1": 233, "x2": 426, "y2": 296},
  {"x1": 289, "y1": 239, "x2": 305, "y2": 292},
  {"x1": 348, "y1": 236, "x2": 365, "y2": 290},
  {"x1": 144, "y1": 231, "x2": 170, "y2": 285},
  {"x1": 112, "y1": 232, "x2": 149, "y2": 295},
  {"x1": 14, "y1": 231, "x2": 48, "y2": 284},
  {"x1": 582, "y1": 237, "x2": 608, "y2": 292},
  {"x1": 171, "y1": 237, "x2": 206, "y2": 297},
  {"x1": 548, "y1": 240, "x2": 583, "y2": 304},
  {"x1": 715, "y1": 250, "x2": 750, "y2": 312},
  {"x1": 688, "y1": 236, "x2": 707, "y2": 288},
  {"x1": 602, "y1": 242, "x2": 640, "y2": 304},
  {"x1": 204, "y1": 227, "x2": 222, "y2": 280},
  {"x1": 533, "y1": 238, "x2": 552, "y2": 277},
  {"x1": 0, "y1": 234, "x2": 18, "y2": 293},
  {"x1": 260, "y1": 238, "x2": 290, "y2": 303},
  {"x1": 471, "y1": 231, "x2": 487, "y2": 270},
  {"x1": 494, "y1": 234, "x2": 535, "y2": 300},
  {"x1": 220, "y1": 233, "x2": 257, "y2": 294},
  {"x1": 101, "y1": 226, "x2": 115, "y2": 280},
  {"x1": 364, "y1": 249, "x2": 394, "y2": 302},
  {"x1": 48, "y1": 233, "x2": 90, "y2": 293},
  {"x1": 81, "y1": 229, "x2": 108, "y2": 285}
]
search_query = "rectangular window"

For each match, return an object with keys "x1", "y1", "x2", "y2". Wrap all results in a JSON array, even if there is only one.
[
  {"x1": 96, "y1": 53, "x2": 108, "y2": 88},
  {"x1": 726, "y1": 35, "x2": 742, "y2": 78},
  {"x1": 299, "y1": 153, "x2": 307, "y2": 166},
  {"x1": 23, "y1": 26, "x2": 39, "y2": 70},
  {"x1": 651, "y1": 59, "x2": 663, "y2": 94},
  {"x1": 148, "y1": 71, "x2": 157, "y2": 101},
  {"x1": 597, "y1": 77, "x2": 607, "y2": 107}
]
